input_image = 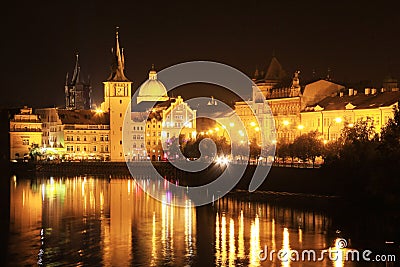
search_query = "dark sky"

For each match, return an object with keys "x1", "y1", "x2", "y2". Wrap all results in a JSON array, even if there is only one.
[{"x1": 2, "y1": 0, "x2": 399, "y2": 108}]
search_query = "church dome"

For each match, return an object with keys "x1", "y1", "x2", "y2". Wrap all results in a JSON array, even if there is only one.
[{"x1": 137, "y1": 67, "x2": 169, "y2": 104}]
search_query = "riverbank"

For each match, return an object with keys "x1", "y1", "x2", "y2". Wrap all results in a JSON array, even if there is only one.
[
  {"x1": 8, "y1": 160, "x2": 400, "y2": 206},
  {"x1": 8, "y1": 161, "x2": 339, "y2": 196}
]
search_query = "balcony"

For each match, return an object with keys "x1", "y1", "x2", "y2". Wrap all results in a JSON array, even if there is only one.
[{"x1": 10, "y1": 128, "x2": 42, "y2": 132}]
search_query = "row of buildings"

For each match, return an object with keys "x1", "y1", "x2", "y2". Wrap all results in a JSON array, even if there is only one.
[{"x1": 9, "y1": 30, "x2": 400, "y2": 161}]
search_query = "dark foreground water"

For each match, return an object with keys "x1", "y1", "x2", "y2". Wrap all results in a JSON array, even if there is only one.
[{"x1": 3, "y1": 175, "x2": 399, "y2": 266}]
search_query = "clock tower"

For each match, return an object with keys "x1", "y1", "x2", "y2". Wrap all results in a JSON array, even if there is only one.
[{"x1": 100, "y1": 28, "x2": 132, "y2": 161}]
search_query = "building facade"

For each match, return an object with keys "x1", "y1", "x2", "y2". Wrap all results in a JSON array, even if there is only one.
[
  {"x1": 99, "y1": 29, "x2": 133, "y2": 161},
  {"x1": 9, "y1": 107, "x2": 42, "y2": 160},
  {"x1": 127, "y1": 68, "x2": 197, "y2": 161}
]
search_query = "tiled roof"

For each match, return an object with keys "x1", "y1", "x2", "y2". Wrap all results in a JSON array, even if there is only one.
[
  {"x1": 305, "y1": 91, "x2": 400, "y2": 111},
  {"x1": 57, "y1": 109, "x2": 110, "y2": 124}
]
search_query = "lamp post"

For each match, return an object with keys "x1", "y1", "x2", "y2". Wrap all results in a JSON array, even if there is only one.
[
  {"x1": 327, "y1": 117, "x2": 342, "y2": 141},
  {"x1": 297, "y1": 124, "x2": 304, "y2": 136},
  {"x1": 282, "y1": 120, "x2": 290, "y2": 143}
]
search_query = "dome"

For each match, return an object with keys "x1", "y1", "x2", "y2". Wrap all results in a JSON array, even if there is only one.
[{"x1": 137, "y1": 68, "x2": 169, "y2": 104}]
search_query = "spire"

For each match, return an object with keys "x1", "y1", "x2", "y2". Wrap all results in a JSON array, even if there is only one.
[
  {"x1": 253, "y1": 66, "x2": 259, "y2": 80},
  {"x1": 264, "y1": 56, "x2": 287, "y2": 83},
  {"x1": 107, "y1": 26, "x2": 129, "y2": 82},
  {"x1": 65, "y1": 72, "x2": 69, "y2": 86},
  {"x1": 71, "y1": 52, "x2": 80, "y2": 85}
]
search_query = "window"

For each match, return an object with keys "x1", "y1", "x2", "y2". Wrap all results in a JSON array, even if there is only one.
[
  {"x1": 120, "y1": 127, "x2": 122, "y2": 131},
  {"x1": 153, "y1": 132, "x2": 156, "y2": 136},
  {"x1": 77, "y1": 146, "x2": 80, "y2": 151},
  {"x1": 105, "y1": 135, "x2": 109, "y2": 141},
  {"x1": 77, "y1": 136, "x2": 80, "y2": 141},
  {"x1": 84, "y1": 146, "x2": 87, "y2": 152},
  {"x1": 120, "y1": 113, "x2": 122, "y2": 118},
  {"x1": 133, "y1": 135, "x2": 136, "y2": 140},
  {"x1": 100, "y1": 135, "x2": 104, "y2": 141},
  {"x1": 140, "y1": 126, "x2": 143, "y2": 131},
  {"x1": 133, "y1": 143, "x2": 136, "y2": 148},
  {"x1": 22, "y1": 139, "x2": 29, "y2": 145},
  {"x1": 120, "y1": 100, "x2": 122, "y2": 104},
  {"x1": 84, "y1": 136, "x2": 87, "y2": 141},
  {"x1": 105, "y1": 145, "x2": 109, "y2": 152},
  {"x1": 133, "y1": 126, "x2": 136, "y2": 131},
  {"x1": 93, "y1": 136, "x2": 97, "y2": 141},
  {"x1": 120, "y1": 140, "x2": 122, "y2": 145},
  {"x1": 93, "y1": 146, "x2": 97, "y2": 152}
]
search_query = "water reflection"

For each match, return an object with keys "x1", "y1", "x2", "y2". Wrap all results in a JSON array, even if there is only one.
[{"x1": 8, "y1": 176, "x2": 388, "y2": 266}]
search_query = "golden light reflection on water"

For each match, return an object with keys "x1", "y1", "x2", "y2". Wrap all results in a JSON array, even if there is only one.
[{"x1": 8, "y1": 176, "x2": 364, "y2": 267}]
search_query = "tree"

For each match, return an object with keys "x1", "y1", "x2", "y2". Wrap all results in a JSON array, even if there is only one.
[
  {"x1": 249, "y1": 138, "x2": 261, "y2": 160},
  {"x1": 379, "y1": 103, "x2": 400, "y2": 161},
  {"x1": 292, "y1": 131, "x2": 323, "y2": 167},
  {"x1": 29, "y1": 143, "x2": 42, "y2": 161}
]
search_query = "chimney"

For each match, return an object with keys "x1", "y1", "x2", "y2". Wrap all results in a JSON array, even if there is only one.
[
  {"x1": 349, "y1": 88, "x2": 354, "y2": 96},
  {"x1": 365, "y1": 88, "x2": 371, "y2": 95},
  {"x1": 371, "y1": 88, "x2": 377, "y2": 94}
]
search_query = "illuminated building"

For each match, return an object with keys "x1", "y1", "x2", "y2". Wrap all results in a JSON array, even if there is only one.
[
  {"x1": 251, "y1": 57, "x2": 400, "y2": 144},
  {"x1": 234, "y1": 85, "x2": 274, "y2": 146},
  {"x1": 302, "y1": 88, "x2": 400, "y2": 141},
  {"x1": 64, "y1": 53, "x2": 92, "y2": 110},
  {"x1": 9, "y1": 106, "x2": 42, "y2": 160},
  {"x1": 128, "y1": 68, "x2": 197, "y2": 161},
  {"x1": 35, "y1": 108, "x2": 111, "y2": 160},
  {"x1": 99, "y1": 28, "x2": 133, "y2": 161}
]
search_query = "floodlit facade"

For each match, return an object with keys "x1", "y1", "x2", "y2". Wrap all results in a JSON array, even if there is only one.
[
  {"x1": 99, "y1": 29, "x2": 133, "y2": 161},
  {"x1": 128, "y1": 68, "x2": 197, "y2": 161},
  {"x1": 243, "y1": 56, "x2": 400, "y2": 144},
  {"x1": 302, "y1": 88, "x2": 400, "y2": 142},
  {"x1": 9, "y1": 107, "x2": 42, "y2": 160}
]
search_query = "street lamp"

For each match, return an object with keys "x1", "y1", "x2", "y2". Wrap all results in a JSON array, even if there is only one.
[
  {"x1": 327, "y1": 117, "x2": 342, "y2": 141},
  {"x1": 282, "y1": 120, "x2": 290, "y2": 143},
  {"x1": 297, "y1": 124, "x2": 304, "y2": 136}
]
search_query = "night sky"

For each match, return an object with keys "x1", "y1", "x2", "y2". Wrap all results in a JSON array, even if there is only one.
[{"x1": 2, "y1": 0, "x2": 399, "y2": 109}]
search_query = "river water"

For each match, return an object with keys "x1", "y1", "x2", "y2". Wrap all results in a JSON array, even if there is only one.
[{"x1": 4, "y1": 175, "x2": 398, "y2": 266}]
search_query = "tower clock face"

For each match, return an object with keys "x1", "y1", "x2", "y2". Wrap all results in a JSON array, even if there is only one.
[{"x1": 116, "y1": 86, "x2": 124, "y2": 96}]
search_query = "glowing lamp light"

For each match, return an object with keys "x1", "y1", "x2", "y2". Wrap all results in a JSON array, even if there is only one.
[
  {"x1": 95, "y1": 108, "x2": 104, "y2": 114},
  {"x1": 250, "y1": 122, "x2": 256, "y2": 127},
  {"x1": 283, "y1": 120, "x2": 290, "y2": 126},
  {"x1": 334, "y1": 117, "x2": 342, "y2": 123},
  {"x1": 229, "y1": 122, "x2": 234, "y2": 127},
  {"x1": 215, "y1": 156, "x2": 229, "y2": 165},
  {"x1": 297, "y1": 125, "x2": 304, "y2": 130},
  {"x1": 255, "y1": 127, "x2": 260, "y2": 132}
]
